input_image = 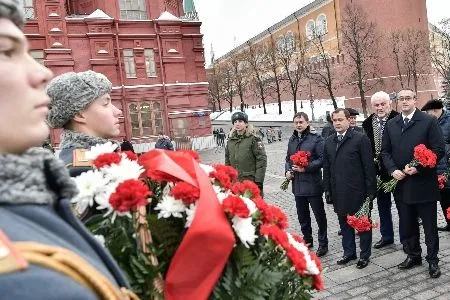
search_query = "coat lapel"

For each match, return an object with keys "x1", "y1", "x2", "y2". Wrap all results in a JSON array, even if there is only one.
[
  {"x1": 401, "y1": 109, "x2": 421, "y2": 134},
  {"x1": 336, "y1": 130, "x2": 352, "y2": 153}
]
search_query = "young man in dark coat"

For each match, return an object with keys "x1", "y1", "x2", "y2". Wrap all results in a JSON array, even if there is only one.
[
  {"x1": 422, "y1": 99, "x2": 450, "y2": 231},
  {"x1": 323, "y1": 108, "x2": 376, "y2": 269},
  {"x1": 381, "y1": 89, "x2": 445, "y2": 278},
  {"x1": 285, "y1": 112, "x2": 328, "y2": 257},
  {"x1": 362, "y1": 91, "x2": 403, "y2": 251}
]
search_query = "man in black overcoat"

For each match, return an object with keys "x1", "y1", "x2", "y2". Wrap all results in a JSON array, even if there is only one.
[
  {"x1": 381, "y1": 88, "x2": 445, "y2": 278},
  {"x1": 362, "y1": 91, "x2": 404, "y2": 251},
  {"x1": 323, "y1": 108, "x2": 376, "y2": 269}
]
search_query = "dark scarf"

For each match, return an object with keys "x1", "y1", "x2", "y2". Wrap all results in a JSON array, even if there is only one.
[
  {"x1": 59, "y1": 130, "x2": 112, "y2": 150},
  {"x1": 0, "y1": 147, "x2": 78, "y2": 205}
]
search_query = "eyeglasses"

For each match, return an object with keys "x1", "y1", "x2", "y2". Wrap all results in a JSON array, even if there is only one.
[{"x1": 398, "y1": 96, "x2": 414, "y2": 102}]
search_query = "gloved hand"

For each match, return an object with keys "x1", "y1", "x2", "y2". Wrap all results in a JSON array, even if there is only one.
[{"x1": 324, "y1": 191, "x2": 332, "y2": 204}]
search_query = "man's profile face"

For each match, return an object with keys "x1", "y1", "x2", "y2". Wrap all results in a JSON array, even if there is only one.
[
  {"x1": 332, "y1": 111, "x2": 350, "y2": 134},
  {"x1": 349, "y1": 116, "x2": 357, "y2": 127}
]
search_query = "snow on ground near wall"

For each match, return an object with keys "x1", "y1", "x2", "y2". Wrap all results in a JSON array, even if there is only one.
[{"x1": 210, "y1": 98, "x2": 368, "y2": 122}]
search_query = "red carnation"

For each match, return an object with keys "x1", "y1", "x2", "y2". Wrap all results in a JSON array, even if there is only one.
[
  {"x1": 292, "y1": 233, "x2": 305, "y2": 244},
  {"x1": 109, "y1": 179, "x2": 151, "y2": 212},
  {"x1": 210, "y1": 170, "x2": 233, "y2": 189},
  {"x1": 290, "y1": 151, "x2": 311, "y2": 168},
  {"x1": 286, "y1": 247, "x2": 307, "y2": 275},
  {"x1": 413, "y1": 144, "x2": 437, "y2": 168},
  {"x1": 231, "y1": 180, "x2": 261, "y2": 199},
  {"x1": 94, "y1": 152, "x2": 122, "y2": 169},
  {"x1": 170, "y1": 181, "x2": 200, "y2": 205},
  {"x1": 447, "y1": 207, "x2": 450, "y2": 220},
  {"x1": 212, "y1": 164, "x2": 239, "y2": 181},
  {"x1": 260, "y1": 224, "x2": 290, "y2": 250},
  {"x1": 222, "y1": 195, "x2": 250, "y2": 218},
  {"x1": 121, "y1": 151, "x2": 138, "y2": 161},
  {"x1": 313, "y1": 274, "x2": 324, "y2": 291},
  {"x1": 438, "y1": 174, "x2": 448, "y2": 190},
  {"x1": 253, "y1": 196, "x2": 269, "y2": 213},
  {"x1": 262, "y1": 205, "x2": 288, "y2": 229}
]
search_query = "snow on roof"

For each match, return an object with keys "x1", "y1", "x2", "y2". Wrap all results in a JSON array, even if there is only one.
[
  {"x1": 85, "y1": 9, "x2": 112, "y2": 19},
  {"x1": 157, "y1": 11, "x2": 180, "y2": 21}
]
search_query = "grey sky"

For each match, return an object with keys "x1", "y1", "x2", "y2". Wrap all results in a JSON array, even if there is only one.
[{"x1": 195, "y1": 0, "x2": 450, "y2": 65}]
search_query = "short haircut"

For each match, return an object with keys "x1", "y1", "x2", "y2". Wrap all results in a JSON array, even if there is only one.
[
  {"x1": 370, "y1": 91, "x2": 390, "y2": 104},
  {"x1": 397, "y1": 88, "x2": 416, "y2": 97},
  {"x1": 332, "y1": 108, "x2": 350, "y2": 119},
  {"x1": 293, "y1": 112, "x2": 309, "y2": 121}
]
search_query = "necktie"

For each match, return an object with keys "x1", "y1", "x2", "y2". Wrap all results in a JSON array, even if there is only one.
[
  {"x1": 404, "y1": 117, "x2": 409, "y2": 127},
  {"x1": 337, "y1": 134, "x2": 343, "y2": 142},
  {"x1": 379, "y1": 118, "x2": 386, "y2": 138}
]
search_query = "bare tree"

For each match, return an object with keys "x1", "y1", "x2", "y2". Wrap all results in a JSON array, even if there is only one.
[
  {"x1": 277, "y1": 32, "x2": 308, "y2": 114},
  {"x1": 390, "y1": 29, "x2": 430, "y2": 92},
  {"x1": 340, "y1": 4, "x2": 381, "y2": 117},
  {"x1": 228, "y1": 51, "x2": 248, "y2": 111},
  {"x1": 307, "y1": 29, "x2": 339, "y2": 109},
  {"x1": 221, "y1": 63, "x2": 235, "y2": 112},
  {"x1": 206, "y1": 63, "x2": 223, "y2": 112},
  {"x1": 266, "y1": 35, "x2": 284, "y2": 114},
  {"x1": 430, "y1": 18, "x2": 450, "y2": 100},
  {"x1": 247, "y1": 42, "x2": 270, "y2": 114}
]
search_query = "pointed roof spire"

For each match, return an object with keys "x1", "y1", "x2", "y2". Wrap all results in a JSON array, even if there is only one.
[{"x1": 182, "y1": 0, "x2": 198, "y2": 20}]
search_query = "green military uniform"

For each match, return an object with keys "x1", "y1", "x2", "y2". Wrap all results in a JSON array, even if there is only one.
[{"x1": 225, "y1": 125, "x2": 267, "y2": 187}]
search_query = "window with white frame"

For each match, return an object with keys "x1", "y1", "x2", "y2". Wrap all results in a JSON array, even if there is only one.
[
  {"x1": 119, "y1": 0, "x2": 148, "y2": 20},
  {"x1": 20, "y1": 0, "x2": 35, "y2": 19},
  {"x1": 306, "y1": 20, "x2": 315, "y2": 39},
  {"x1": 276, "y1": 36, "x2": 285, "y2": 51},
  {"x1": 144, "y1": 49, "x2": 156, "y2": 77},
  {"x1": 129, "y1": 101, "x2": 163, "y2": 137},
  {"x1": 285, "y1": 31, "x2": 295, "y2": 52},
  {"x1": 316, "y1": 14, "x2": 328, "y2": 36},
  {"x1": 123, "y1": 49, "x2": 136, "y2": 78},
  {"x1": 29, "y1": 50, "x2": 44, "y2": 65}
]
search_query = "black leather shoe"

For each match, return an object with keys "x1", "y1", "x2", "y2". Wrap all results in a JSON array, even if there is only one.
[
  {"x1": 316, "y1": 246, "x2": 328, "y2": 257},
  {"x1": 429, "y1": 263, "x2": 441, "y2": 278},
  {"x1": 402, "y1": 244, "x2": 408, "y2": 254},
  {"x1": 337, "y1": 255, "x2": 357, "y2": 265},
  {"x1": 356, "y1": 258, "x2": 370, "y2": 269},
  {"x1": 438, "y1": 225, "x2": 450, "y2": 231},
  {"x1": 373, "y1": 239, "x2": 394, "y2": 249},
  {"x1": 398, "y1": 257, "x2": 422, "y2": 269}
]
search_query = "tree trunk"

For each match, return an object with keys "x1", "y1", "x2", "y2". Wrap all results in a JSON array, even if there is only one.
[
  {"x1": 218, "y1": 99, "x2": 222, "y2": 111},
  {"x1": 359, "y1": 88, "x2": 367, "y2": 117},
  {"x1": 293, "y1": 95, "x2": 298, "y2": 113},
  {"x1": 229, "y1": 101, "x2": 233, "y2": 112},
  {"x1": 275, "y1": 78, "x2": 282, "y2": 114},
  {"x1": 329, "y1": 88, "x2": 338, "y2": 109}
]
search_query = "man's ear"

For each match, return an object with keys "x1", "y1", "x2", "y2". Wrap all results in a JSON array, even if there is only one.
[{"x1": 72, "y1": 111, "x2": 87, "y2": 124}]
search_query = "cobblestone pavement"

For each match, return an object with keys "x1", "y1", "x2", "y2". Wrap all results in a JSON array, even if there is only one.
[{"x1": 198, "y1": 139, "x2": 450, "y2": 300}]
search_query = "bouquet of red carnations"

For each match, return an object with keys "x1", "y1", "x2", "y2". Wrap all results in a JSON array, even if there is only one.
[
  {"x1": 346, "y1": 197, "x2": 378, "y2": 232},
  {"x1": 280, "y1": 150, "x2": 311, "y2": 191},
  {"x1": 71, "y1": 144, "x2": 323, "y2": 300},
  {"x1": 382, "y1": 144, "x2": 437, "y2": 192},
  {"x1": 438, "y1": 174, "x2": 448, "y2": 190}
]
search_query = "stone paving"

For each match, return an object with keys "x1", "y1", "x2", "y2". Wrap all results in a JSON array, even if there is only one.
[{"x1": 198, "y1": 138, "x2": 450, "y2": 300}]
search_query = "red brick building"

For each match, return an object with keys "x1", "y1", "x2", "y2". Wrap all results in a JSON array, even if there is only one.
[{"x1": 23, "y1": 0, "x2": 211, "y2": 149}]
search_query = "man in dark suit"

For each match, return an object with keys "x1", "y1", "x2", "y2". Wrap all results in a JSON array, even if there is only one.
[
  {"x1": 362, "y1": 91, "x2": 404, "y2": 251},
  {"x1": 347, "y1": 108, "x2": 364, "y2": 133},
  {"x1": 323, "y1": 108, "x2": 376, "y2": 269},
  {"x1": 381, "y1": 88, "x2": 445, "y2": 278}
]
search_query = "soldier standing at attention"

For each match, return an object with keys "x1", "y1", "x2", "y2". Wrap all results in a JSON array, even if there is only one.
[
  {"x1": 225, "y1": 111, "x2": 267, "y2": 193},
  {"x1": 0, "y1": 1, "x2": 135, "y2": 298}
]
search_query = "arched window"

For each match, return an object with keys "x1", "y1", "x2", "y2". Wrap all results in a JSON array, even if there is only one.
[
  {"x1": 285, "y1": 31, "x2": 295, "y2": 52},
  {"x1": 276, "y1": 36, "x2": 285, "y2": 51},
  {"x1": 306, "y1": 20, "x2": 315, "y2": 39},
  {"x1": 316, "y1": 14, "x2": 328, "y2": 36}
]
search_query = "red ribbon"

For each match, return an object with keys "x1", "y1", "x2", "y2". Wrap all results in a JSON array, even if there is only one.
[{"x1": 139, "y1": 150, "x2": 236, "y2": 300}]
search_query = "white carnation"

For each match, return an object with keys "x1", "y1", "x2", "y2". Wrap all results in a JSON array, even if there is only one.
[
  {"x1": 185, "y1": 204, "x2": 197, "y2": 228},
  {"x1": 85, "y1": 142, "x2": 118, "y2": 160},
  {"x1": 71, "y1": 170, "x2": 109, "y2": 214},
  {"x1": 155, "y1": 195, "x2": 186, "y2": 218},
  {"x1": 103, "y1": 158, "x2": 144, "y2": 182},
  {"x1": 199, "y1": 163, "x2": 215, "y2": 175},
  {"x1": 232, "y1": 216, "x2": 257, "y2": 248},
  {"x1": 240, "y1": 196, "x2": 257, "y2": 215},
  {"x1": 287, "y1": 233, "x2": 320, "y2": 275}
]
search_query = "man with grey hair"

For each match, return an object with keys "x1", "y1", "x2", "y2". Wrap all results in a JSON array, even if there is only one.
[{"x1": 362, "y1": 91, "x2": 404, "y2": 251}]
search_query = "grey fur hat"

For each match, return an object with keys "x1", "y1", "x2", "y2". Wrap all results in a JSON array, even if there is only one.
[
  {"x1": 0, "y1": 0, "x2": 24, "y2": 28},
  {"x1": 46, "y1": 71, "x2": 113, "y2": 128}
]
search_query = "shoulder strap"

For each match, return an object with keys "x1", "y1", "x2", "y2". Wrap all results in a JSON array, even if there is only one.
[{"x1": 0, "y1": 230, "x2": 28, "y2": 275}]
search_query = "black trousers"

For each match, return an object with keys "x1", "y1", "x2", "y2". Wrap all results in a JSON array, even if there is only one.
[
  {"x1": 440, "y1": 189, "x2": 450, "y2": 225},
  {"x1": 338, "y1": 215, "x2": 372, "y2": 259},
  {"x1": 399, "y1": 201, "x2": 439, "y2": 263},
  {"x1": 295, "y1": 196, "x2": 328, "y2": 247},
  {"x1": 377, "y1": 189, "x2": 405, "y2": 244}
]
